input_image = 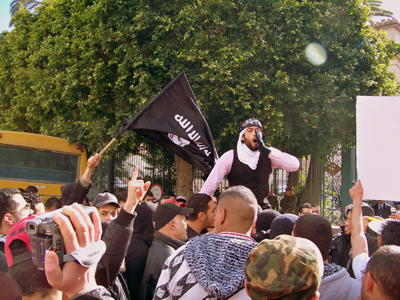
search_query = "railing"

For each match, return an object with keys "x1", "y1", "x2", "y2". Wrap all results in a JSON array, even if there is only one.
[{"x1": 90, "y1": 144, "x2": 343, "y2": 224}]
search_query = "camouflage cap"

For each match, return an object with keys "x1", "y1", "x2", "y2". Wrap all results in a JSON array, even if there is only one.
[{"x1": 245, "y1": 235, "x2": 323, "y2": 300}]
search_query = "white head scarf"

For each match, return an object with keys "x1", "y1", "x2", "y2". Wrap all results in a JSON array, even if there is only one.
[{"x1": 237, "y1": 128, "x2": 260, "y2": 170}]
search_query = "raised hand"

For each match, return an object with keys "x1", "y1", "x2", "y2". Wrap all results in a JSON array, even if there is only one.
[
  {"x1": 255, "y1": 129, "x2": 271, "y2": 157},
  {"x1": 124, "y1": 166, "x2": 151, "y2": 213}
]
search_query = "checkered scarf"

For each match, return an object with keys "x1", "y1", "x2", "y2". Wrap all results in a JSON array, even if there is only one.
[{"x1": 184, "y1": 233, "x2": 257, "y2": 299}]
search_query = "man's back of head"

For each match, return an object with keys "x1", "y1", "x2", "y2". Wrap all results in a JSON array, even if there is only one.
[
  {"x1": 381, "y1": 219, "x2": 400, "y2": 247},
  {"x1": 293, "y1": 214, "x2": 332, "y2": 261},
  {"x1": 363, "y1": 245, "x2": 400, "y2": 300},
  {"x1": 215, "y1": 186, "x2": 258, "y2": 234},
  {"x1": 25, "y1": 185, "x2": 38, "y2": 194},
  {"x1": 245, "y1": 235, "x2": 323, "y2": 300},
  {"x1": 44, "y1": 197, "x2": 62, "y2": 212}
]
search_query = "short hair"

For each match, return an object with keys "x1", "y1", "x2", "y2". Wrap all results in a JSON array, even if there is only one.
[
  {"x1": 311, "y1": 203, "x2": 319, "y2": 208},
  {"x1": 115, "y1": 193, "x2": 127, "y2": 203},
  {"x1": 293, "y1": 214, "x2": 332, "y2": 261},
  {"x1": 144, "y1": 190, "x2": 154, "y2": 198},
  {"x1": 25, "y1": 186, "x2": 38, "y2": 194},
  {"x1": 22, "y1": 193, "x2": 42, "y2": 214},
  {"x1": 44, "y1": 197, "x2": 62, "y2": 210},
  {"x1": 381, "y1": 220, "x2": 400, "y2": 247},
  {"x1": 8, "y1": 239, "x2": 52, "y2": 297},
  {"x1": 187, "y1": 194, "x2": 213, "y2": 221},
  {"x1": 366, "y1": 246, "x2": 400, "y2": 299},
  {"x1": 0, "y1": 188, "x2": 20, "y2": 228},
  {"x1": 219, "y1": 186, "x2": 258, "y2": 231},
  {"x1": 298, "y1": 203, "x2": 312, "y2": 214}
]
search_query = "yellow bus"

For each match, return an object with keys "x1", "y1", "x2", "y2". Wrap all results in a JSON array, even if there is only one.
[{"x1": 0, "y1": 131, "x2": 87, "y2": 199}]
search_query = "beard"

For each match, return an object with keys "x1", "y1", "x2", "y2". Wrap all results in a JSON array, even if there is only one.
[{"x1": 242, "y1": 135, "x2": 259, "y2": 152}]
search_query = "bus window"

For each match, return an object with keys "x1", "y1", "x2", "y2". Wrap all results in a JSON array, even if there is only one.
[
  {"x1": 0, "y1": 146, "x2": 79, "y2": 184},
  {"x1": 0, "y1": 131, "x2": 87, "y2": 199}
]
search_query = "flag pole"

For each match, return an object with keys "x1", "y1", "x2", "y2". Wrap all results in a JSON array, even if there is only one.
[{"x1": 99, "y1": 138, "x2": 116, "y2": 156}]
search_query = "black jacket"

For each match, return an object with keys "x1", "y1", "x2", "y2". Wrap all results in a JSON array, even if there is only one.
[
  {"x1": 372, "y1": 202, "x2": 393, "y2": 219},
  {"x1": 124, "y1": 202, "x2": 157, "y2": 300},
  {"x1": 61, "y1": 179, "x2": 90, "y2": 205},
  {"x1": 329, "y1": 229, "x2": 378, "y2": 278},
  {"x1": 96, "y1": 208, "x2": 137, "y2": 300},
  {"x1": 138, "y1": 231, "x2": 185, "y2": 300}
]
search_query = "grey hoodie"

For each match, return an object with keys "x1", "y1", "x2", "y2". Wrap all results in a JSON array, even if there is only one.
[{"x1": 319, "y1": 267, "x2": 361, "y2": 300}]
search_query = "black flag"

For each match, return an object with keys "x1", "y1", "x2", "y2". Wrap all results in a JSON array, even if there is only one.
[{"x1": 115, "y1": 71, "x2": 218, "y2": 175}]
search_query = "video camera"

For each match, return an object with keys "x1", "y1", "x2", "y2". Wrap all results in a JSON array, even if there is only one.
[{"x1": 25, "y1": 205, "x2": 96, "y2": 270}]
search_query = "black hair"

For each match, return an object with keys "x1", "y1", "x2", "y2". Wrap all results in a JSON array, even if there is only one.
[
  {"x1": 44, "y1": 197, "x2": 62, "y2": 210},
  {"x1": 0, "y1": 188, "x2": 20, "y2": 229},
  {"x1": 25, "y1": 186, "x2": 38, "y2": 194},
  {"x1": 298, "y1": 203, "x2": 312, "y2": 214},
  {"x1": 22, "y1": 192, "x2": 42, "y2": 214},
  {"x1": 366, "y1": 246, "x2": 400, "y2": 299},
  {"x1": 187, "y1": 193, "x2": 213, "y2": 222},
  {"x1": 381, "y1": 220, "x2": 400, "y2": 247},
  {"x1": 293, "y1": 214, "x2": 332, "y2": 261}
]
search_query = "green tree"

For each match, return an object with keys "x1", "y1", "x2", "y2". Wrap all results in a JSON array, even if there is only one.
[{"x1": 0, "y1": 0, "x2": 399, "y2": 196}]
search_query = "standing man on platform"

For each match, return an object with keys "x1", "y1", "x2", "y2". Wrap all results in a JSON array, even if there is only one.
[{"x1": 200, "y1": 118, "x2": 299, "y2": 209}]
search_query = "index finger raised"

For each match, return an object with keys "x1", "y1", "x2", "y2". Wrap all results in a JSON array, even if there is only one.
[{"x1": 131, "y1": 165, "x2": 139, "y2": 181}]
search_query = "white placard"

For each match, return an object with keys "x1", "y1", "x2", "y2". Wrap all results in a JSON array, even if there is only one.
[{"x1": 357, "y1": 96, "x2": 400, "y2": 201}]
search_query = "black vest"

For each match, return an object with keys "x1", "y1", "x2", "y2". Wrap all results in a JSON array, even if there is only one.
[{"x1": 227, "y1": 150, "x2": 272, "y2": 205}]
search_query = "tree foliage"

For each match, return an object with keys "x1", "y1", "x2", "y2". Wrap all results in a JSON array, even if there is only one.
[{"x1": 0, "y1": 0, "x2": 399, "y2": 163}]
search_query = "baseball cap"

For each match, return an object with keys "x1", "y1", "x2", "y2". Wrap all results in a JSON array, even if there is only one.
[
  {"x1": 5, "y1": 215, "x2": 35, "y2": 267},
  {"x1": 153, "y1": 202, "x2": 194, "y2": 230},
  {"x1": 245, "y1": 235, "x2": 323, "y2": 300},
  {"x1": 92, "y1": 192, "x2": 120, "y2": 208},
  {"x1": 164, "y1": 199, "x2": 187, "y2": 208},
  {"x1": 176, "y1": 196, "x2": 187, "y2": 204},
  {"x1": 346, "y1": 204, "x2": 374, "y2": 217}
]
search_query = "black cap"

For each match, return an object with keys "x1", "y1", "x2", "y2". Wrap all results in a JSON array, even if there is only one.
[{"x1": 153, "y1": 203, "x2": 194, "y2": 230}]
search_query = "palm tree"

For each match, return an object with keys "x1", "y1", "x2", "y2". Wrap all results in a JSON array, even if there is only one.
[
  {"x1": 364, "y1": 0, "x2": 393, "y2": 18},
  {"x1": 9, "y1": 0, "x2": 43, "y2": 26}
]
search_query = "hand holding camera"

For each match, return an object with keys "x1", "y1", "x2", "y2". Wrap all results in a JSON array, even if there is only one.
[{"x1": 42, "y1": 203, "x2": 104, "y2": 298}]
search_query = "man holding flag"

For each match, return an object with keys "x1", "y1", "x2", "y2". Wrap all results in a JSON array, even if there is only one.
[{"x1": 200, "y1": 118, "x2": 299, "y2": 209}]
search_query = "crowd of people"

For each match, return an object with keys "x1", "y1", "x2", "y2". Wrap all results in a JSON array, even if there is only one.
[{"x1": 1, "y1": 119, "x2": 400, "y2": 300}]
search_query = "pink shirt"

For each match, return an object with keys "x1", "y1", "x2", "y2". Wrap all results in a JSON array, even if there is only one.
[{"x1": 200, "y1": 148, "x2": 299, "y2": 196}]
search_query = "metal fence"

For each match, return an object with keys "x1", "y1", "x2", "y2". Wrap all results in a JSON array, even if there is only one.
[{"x1": 90, "y1": 145, "x2": 343, "y2": 224}]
